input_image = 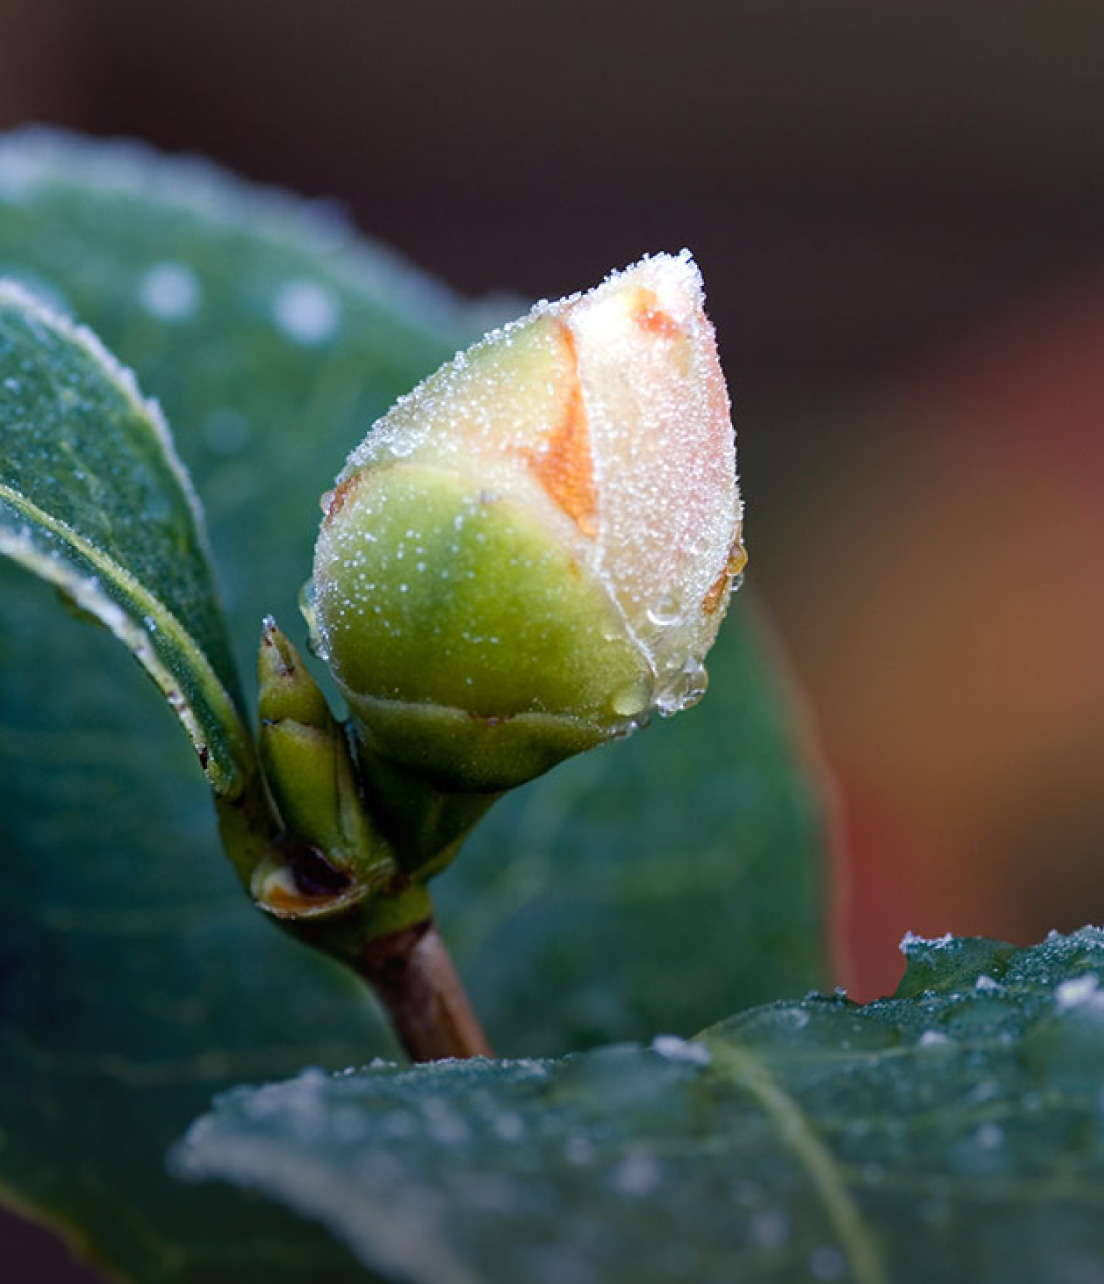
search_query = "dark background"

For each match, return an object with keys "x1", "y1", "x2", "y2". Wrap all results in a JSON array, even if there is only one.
[{"x1": 6, "y1": 3, "x2": 1104, "y2": 1277}]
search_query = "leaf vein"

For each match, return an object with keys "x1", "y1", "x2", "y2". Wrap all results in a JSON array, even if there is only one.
[{"x1": 707, "y1": 1040, "x2": 889, "y2": 1284}]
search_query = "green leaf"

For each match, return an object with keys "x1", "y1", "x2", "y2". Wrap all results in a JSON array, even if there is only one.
[
  {"x1": 177, "y1": 928, "x2": 1104, "y2": 1284},
  {"x1": 0, "y1": 283, "x2": 250, "y2": 794},
  {"x1": 0, "y1": 126, "x2": 829, "y2": 1280}
]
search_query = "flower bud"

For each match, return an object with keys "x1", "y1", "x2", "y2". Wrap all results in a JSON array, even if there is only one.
[{"x1": 307, "y1": 251, "x2": 744, "y2": 793}]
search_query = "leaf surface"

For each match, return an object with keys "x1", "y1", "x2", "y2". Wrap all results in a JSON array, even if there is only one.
[
  {"x1": 0, "y1": 128, "x2": 830, "y2": 1280},
  {"x1": 178, "y1": 929, "x2": 1104, "y2": 1284},
  {"x1": 0, "y1": 284, "x2": 250, "y2": 792}
]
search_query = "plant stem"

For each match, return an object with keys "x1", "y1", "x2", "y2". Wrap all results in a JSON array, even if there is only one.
[{"x1": 357, "y1": 918, "x2": 493, "y2": 1062}]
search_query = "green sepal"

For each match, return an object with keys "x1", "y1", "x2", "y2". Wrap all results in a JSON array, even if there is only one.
[
  {"x1": 254, "y1": 618, "x2": 400, "y2": 919},
  {"x1": 257, "y1": 614, "x2": 333, "y2": 727},
  {"x1": 354, "y1": 741, "x2": 502, "y2": 876},
  {"x1": 258, "y1": 618, "x2": 372, "y2": 872}
]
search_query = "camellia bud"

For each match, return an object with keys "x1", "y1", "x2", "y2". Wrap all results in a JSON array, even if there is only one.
[{"x1": 306, "y1": 251, "x2": 744, "y2": 795}]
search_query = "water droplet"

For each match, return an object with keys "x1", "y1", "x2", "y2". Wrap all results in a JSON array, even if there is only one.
[
  {"x1": 651, "y1": 1034, "x2": 711, "y2": 1065},
  {"x1": 138, "y1": 262, "x2": 201, "y2": 321},
  {"x1": 611, "y1": 673, "x2": 654, "y2": 717},
  {"x1": 273, "y1": 278, "x2": 341, "y2": 345},
  {"x1": 750, "y1": 1208, "x2": 790, "y2": 1250},
  {"x1": 808, "y1": 1245, "x2": 846, "y2": 1281},
  {"x1": 777, "y1": 1007, "x2": 810, "y2": 1031},
  {"x1": 919, "y1": 1029, "x2": 949, "y2": 1047},
  {"x1": 654, "y1": 656, "x2": 708, "y2": 716},
  {"x1": 298, "y1": 580, "x2": 324, "y2": 656},
  {"x1": 563, "y1": 1134, "x2": 595, "y2": 1165},
  {"x1": 608, "y1": 1151, "x2": 662, "y2": 1197},
  {"x1": 645, "y1": 593, "x2": 682, "y2": 628},
  {"x1": 975, "y1": 1121, "x2": 1004, "y2": 1150},
  {"x1": 1056, "y1": 973, "x2": 1100, "y2": 1011},
  {"x1": 492, "y1": 1112, "x2": 525, "y2": 1141}
]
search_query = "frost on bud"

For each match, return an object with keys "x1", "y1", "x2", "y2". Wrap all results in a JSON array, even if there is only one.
[{"x1": 307, "y1": 251, "x2": 744, "y2": 794}]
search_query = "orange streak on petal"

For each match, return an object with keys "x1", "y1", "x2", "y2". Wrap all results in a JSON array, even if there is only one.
[
  {"x1": 323, "y1": 472, "x2": 363, "y2": 523},
  {"x1": 632, "y1": 287, "x2": 684, "y2": 340},
  {"x1": 702, "y1": 529, "x2": 748, "y2": 615},
  {"x1": 523, "y1": 321, "x2": 599, "y2": 538}
]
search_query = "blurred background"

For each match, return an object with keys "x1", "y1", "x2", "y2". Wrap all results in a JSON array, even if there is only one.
[{"x1": 5, "y1": 1, "x2": 1104, "y2": 1275}]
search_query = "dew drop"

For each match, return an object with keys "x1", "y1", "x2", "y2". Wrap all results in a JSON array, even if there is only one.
[
  {"x1": 651, "y1": 1034, "x2": 711, "y2": 1066},
  {"x1": 1056, "y1": 974, "x2": 1100, "y2": 1011},
  {"x1": 388, "y1": 434, "x2": 416, "y2": 459},
  {"x1": 608, "y1": 1151, "x2": 662, "y2": 1198},
  {"x1": 611, "y1": 674, "x2": 654, "y2": 717},
  {"x1": 975, "y1": 1122, "x2": 1004, "y2": 1150},
  {"x1": 611, "y1": 716, "x2": 648, "y2": 740},
  {"x1": 808, "y1": 1246, "x2": 847, "y2": 1281},
  {"x1": 654, "y1": 656, "x2": 708, "y2": 716},
  {"x1": 493, "y1": 1112, "x2": 525, "y2": 1141},
  {"x1": 273, "y1": 278, "x2": 341, "y2": 345},
  {"x1": 750, "y1": 1208, "x2": 790, "y2": 1250},
  {"x1": 645, "y1": 593, "x2": 682, "y2": 628},
  {"x1": 563, "y1": 1135, "x2": 595, "y2": 1165},
  {"x1": 298, "y1": 580, "x2": 323, "y2": 655},
  {"x1": 138, "y1": 262, "x2": 200, "y2": 321}
]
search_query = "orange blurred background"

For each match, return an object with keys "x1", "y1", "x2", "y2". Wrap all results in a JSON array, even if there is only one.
[{"x1": 5, "y1": 3, "x2": 1104, "y2": 1274}]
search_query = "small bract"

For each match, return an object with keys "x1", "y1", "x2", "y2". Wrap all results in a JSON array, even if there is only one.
[{"x1": 307, "y1": 251, "x2": 744, "y2": 792}]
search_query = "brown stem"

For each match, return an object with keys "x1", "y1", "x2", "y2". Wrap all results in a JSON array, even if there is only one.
[{"x1": 357, "y1": 918, "x2": 493, "y2": 1062}]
